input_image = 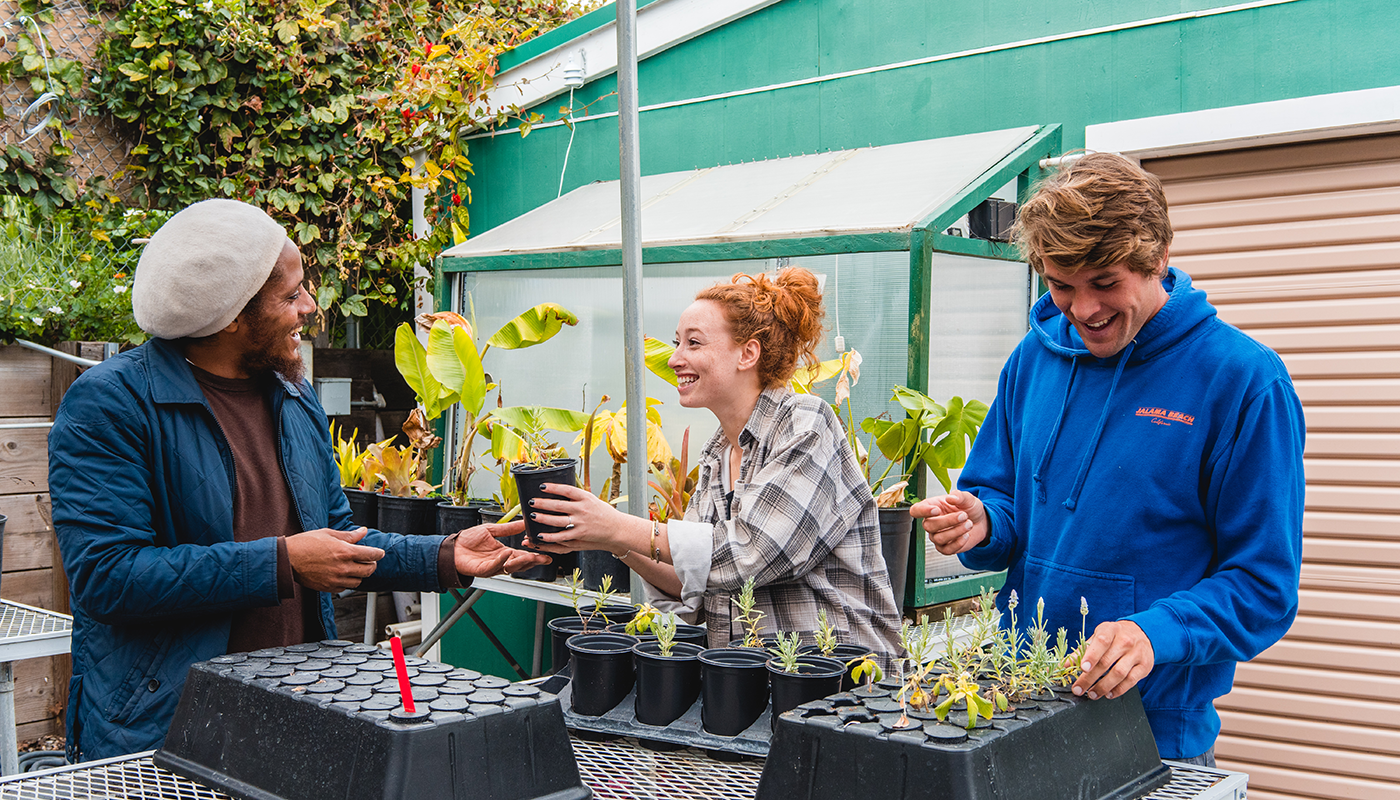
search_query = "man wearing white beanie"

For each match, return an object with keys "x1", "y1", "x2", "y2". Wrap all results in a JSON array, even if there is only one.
[{"x1": 48, "y1": 199, "x2": 547, "y2": 762}]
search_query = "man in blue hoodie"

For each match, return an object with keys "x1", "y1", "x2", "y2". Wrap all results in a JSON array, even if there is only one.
[{"x1": 912, "y1": 153, "x2": 1304, "y2": 766}]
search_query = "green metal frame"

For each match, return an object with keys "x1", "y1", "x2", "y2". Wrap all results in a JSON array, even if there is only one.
[{"x1": 437, "y1": 123, "x2": 1062, "y2": 610}]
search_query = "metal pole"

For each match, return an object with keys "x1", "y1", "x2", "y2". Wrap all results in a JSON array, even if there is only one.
[
  {"x1": 0, "y1": 661, "x2": 16, "y2": 776},
  {"x1": 616, "y1": 1, "x2": 647, "y2": 604}
]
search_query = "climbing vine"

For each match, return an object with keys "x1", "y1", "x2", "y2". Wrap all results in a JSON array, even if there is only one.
[{"x1": 1, "y1": 0, "x2": 590, "y2": 344}]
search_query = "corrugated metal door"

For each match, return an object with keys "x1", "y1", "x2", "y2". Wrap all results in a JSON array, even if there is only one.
[{"x1": 1144, "y1": 134, "x2": 1400, "y2": 800}]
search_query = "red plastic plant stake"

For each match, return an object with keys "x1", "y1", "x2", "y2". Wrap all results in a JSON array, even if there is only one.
[{"x1": 390, "y1": 635, "x2": 416, "y2": 712}]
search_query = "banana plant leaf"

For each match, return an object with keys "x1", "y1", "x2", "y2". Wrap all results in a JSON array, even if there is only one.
[
  {"x1": 394, "y1": 323, "x2": 457, "y2": 420},
  {"x1": 644, "y1": 337, "x2": 678, "y2": 385},
  {"x1": 425, "y1": 321, "x2": 486, "y2": 418},
  {"x1": 486, "y1": 303, "x2": 578, "y2": 350}
]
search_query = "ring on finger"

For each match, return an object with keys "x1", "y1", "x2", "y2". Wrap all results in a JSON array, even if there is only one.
[{"x1": 564, "y1": 515, "x2": 575, "y2": 529}]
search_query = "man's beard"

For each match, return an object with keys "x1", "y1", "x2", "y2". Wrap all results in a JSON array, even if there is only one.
[{"x1": 240, "y1": 310, "x2": 309, "y2": 384}]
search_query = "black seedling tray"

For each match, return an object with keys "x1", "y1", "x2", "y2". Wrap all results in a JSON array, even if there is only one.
[
  {"x1": 556, "y1": 678, "x2": 772, "y2": 759},
  {"x1": 155, "y1": 641, "x2": 592, "y2": 800},
  {"x1": 757, "y1": 686, "x2": 1170, "y2": 800}
]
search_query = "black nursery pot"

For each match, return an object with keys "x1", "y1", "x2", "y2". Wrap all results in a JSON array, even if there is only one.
[
  {"x1": 511, "y1": 459, "x2": 577, "y2": 544},
  {"x1": 548, "y1": 616, "x2": 590, "y2": 675},
  {"x1": 877, "y1": 506, "x2": 915, "y2": 607},
  {"x1": 799, "y1": 643, "x2": 875, "y2": 692},
  {"x1": 633, "y1": 641, "x2": 704, "y2": 727},
  {"x1": 567, "y1": 632, "x2": 638, "y2": 716},
  {"x1": 699, "y1": 647, "x2": 771, "y2": 736},
  {"x1": 436, "y1": 501, "x2": 481, "y2": 536},
  {"x1": 767, "y1": 655, "x2": 845, "y2": 729},
  {"x1": 578, "y1": 549, "x2": 631, "y2": 593},
  {"x1": 343, "y1": 488, "x2": 378, "y2": 529},
  {"x1": 376, "y1": 494, "x2": 438, "y2": 535}
]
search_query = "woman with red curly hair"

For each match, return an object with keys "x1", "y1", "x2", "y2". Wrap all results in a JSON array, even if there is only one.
[{"x1": 533, "y1": 267, "x2": 901, "y2": 659}]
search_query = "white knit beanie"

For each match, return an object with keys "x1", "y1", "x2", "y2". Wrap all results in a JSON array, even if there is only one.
[{"x1": 132, "y1": 198, "x2": 290, "y2": 339}]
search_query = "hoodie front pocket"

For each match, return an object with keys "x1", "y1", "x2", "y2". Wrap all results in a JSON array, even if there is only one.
[{"x1": 1022, "y1": 554, "x2": 1136, "y2": 635}]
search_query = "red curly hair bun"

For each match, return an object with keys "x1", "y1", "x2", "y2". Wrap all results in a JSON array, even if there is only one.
[{"x1": 696, "y1": 267, "x2": 825, "y2": 388}]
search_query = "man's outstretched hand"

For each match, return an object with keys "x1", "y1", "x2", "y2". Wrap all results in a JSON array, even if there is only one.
[
  {"x1": 910, "y1": 490, "x2": 989, "y2": 554},
  {"x1": 287, "y1": 527, "x2": 384, "y2": 592},
  {"x1": 452, "y1": 519, "x2": 551, "y2": 578}
]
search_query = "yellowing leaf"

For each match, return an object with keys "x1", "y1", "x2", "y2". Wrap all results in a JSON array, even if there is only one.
[
  {"x1": 644, "y1": 337, "x2": 677, "y2": 385},
  {"x1": 486, "y1": 303, "x2": 577, "y2": 350}
]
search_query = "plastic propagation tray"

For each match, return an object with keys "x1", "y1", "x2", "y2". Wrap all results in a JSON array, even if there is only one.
[
  {"x1": 757, "y1": 685, "x2": 1171, "y2": 800},
  {"x1": 555, "y1": 677, "x2": 772, "y2": 759},
  {"x1": 154, "y1": 641, "x2": 592, "y2": 800}
]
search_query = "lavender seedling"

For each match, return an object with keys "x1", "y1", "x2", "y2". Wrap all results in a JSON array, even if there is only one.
[
  {"x1": 654, "y1": 612, "x2": 679, "y2": 657},
  {"x1": 768, "y1": 631, "x2": 804, "y2": 673},
  {"x1": 814, "y1": 609, "x2": 839, "y2": 657},
  {"x1": 733, "y1": 577, "x2": 766, "y2": 648}
]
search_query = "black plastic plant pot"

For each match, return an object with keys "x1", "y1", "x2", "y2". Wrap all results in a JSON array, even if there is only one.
[
  {"x1": 481, "y1": 506, "x2": 557, "y2": 582},
  {"x1": 633, "y1": 641, "x2": 704, "y2": 727},
  {"x1": 436, "y1": 501, "x2": 481, "y2": 536},
  {"x1": 155, "y1": 644, "x2": 591, "y2": 800},
  {"x1": 699, "y1": 647, "x2": 771, "y2": 736},
  {"x1": 799, "y1": 643, "x2": 874, "y2": 692},
  {"x1": 511, "y1": 459, "x2": 577, "y2": 544},
  {"x1": 567, "y1": 632, "x2": 638, "y2": 716},
  {"x1": 548, "y1": 616, "x2": 590, "y2": 675},
  {"x1": 878, "y1": 505, "x2": 915, "y2": 607},
  {"x1": 756, "y1": 686, "x2": 1171, "y2": 800},
  {"x1": 343, "y1": 488, "x2": 377, "y2": 529},
  {"x1": 609, "y1": 622, "x2": 708, "y2": 647},
  {"x1": 767, "y1": 655, "x2": 844, "y2": 729},
  {"x1": 376, "y1": 494, "x2": 439, "y2": 535},
  {"x1": 578, "y1": 549, "x2": 631, "y2": 593}
]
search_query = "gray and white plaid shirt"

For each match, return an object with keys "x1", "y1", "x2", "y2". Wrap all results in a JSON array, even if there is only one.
[{"x1": 664, "y1": 388, "x2": 901, "y2": 663}]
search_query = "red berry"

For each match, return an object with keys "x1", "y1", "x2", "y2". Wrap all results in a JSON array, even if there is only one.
[
  {"x1": 411, "y1": 64, "x2": 420, "y2": 77},
  {"x1": 451, "y1": 193, "x2": 461, "y2": 206}
]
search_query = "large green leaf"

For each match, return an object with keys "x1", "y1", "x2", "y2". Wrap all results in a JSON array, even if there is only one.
[
  {"x1": 891, "y1": 385, "x2": 946, "y2": 417},
  {"x1": 488, "y1": 405, "x2": 591, "y2": 436},
  {"x1": 921, "y1": 397, "x2": 990, "y2": 490},
  {"x1": 394, "y1": 323, "x2": 457, "y2": 420},
  {"x1": 425, "y1": 321, "x2": 485, "y2": 417},
  {"x1": 644, "y1": 337, "x2": 678, "y2": 385},
  {"x1": 486, "y1": 303, "x2": 578, "y2": 350},
  {"x1": 861, "y1": 416, "x2": 921, "y2": 463}
]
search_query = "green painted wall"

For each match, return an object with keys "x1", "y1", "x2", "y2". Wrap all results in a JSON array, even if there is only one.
[
  {"x1": 460, "y1": 0, "x2": 1400, "y2": 239},
  {"x1": 439, "y1": 0, "x2": 1400, "y2": 672}
]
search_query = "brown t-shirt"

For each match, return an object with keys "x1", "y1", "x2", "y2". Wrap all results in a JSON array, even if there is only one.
[
  {"x1": 192, "y1": 366, "x2": 320, "y2": 652},
  {"x1": 192, "y1": 364, "x2": 466, "y2": 654}
]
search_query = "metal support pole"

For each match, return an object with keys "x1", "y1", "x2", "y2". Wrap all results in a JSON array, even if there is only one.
[
  {"x1": 531, "y1": 601, "x2": 546, "y2": 678},
  {"x1": 616, "y1": 0, "x2": 647, "y2": 605},
  {"x1": 413, "y1": 588, "x2": 484, "y2": 657},
  {"x1": 0, "y1": 661, "x2": 16, "y2": 776},
  {"x1": 364, "y1": 592, "x2": 378, "y2": 645}
]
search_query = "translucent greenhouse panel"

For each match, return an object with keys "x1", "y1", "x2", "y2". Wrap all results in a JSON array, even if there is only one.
[
  {"x1": 450, "y1": 252, "x2": 911, "y2": 506},
  {"x1": 924, "y1": 252, "x2": 1033, "y2": 580}
]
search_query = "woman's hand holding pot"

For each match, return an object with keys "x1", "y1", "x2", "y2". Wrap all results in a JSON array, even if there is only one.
[{"x1": 526, "y1": 482, "x2": 645, "y2": 554}]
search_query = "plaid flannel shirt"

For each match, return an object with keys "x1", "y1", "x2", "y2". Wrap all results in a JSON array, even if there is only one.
[{"x1": 678, "y1": 388, "x2": 901, "y2": 662}]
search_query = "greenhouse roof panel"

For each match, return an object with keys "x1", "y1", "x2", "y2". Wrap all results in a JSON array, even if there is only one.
[{"x1": 441, "y1": 125, "x2": 1040, "y2": 259}]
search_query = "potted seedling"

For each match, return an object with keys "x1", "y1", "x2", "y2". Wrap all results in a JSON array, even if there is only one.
[
  {"x1": 548, "y1": 571, "x2": 632, "y2": 674},
  {"x1": 394, "y1": 303, "x2": 579, "y2": 533},
  {"x1": 766, "y1": 631, "x2": 845, "y2": 730},
  {"x1": 800, "y1": 610, "x2": 871, "y2": 692},
  {"x1": 332, "y1": 422, "x2": 388, "y2": 528},
  {"x1": 363, "y1": 440, "x2": 439, "y2": 535},
  {"x1": 609, "y1": 601, "x2": 707, "y2": 646},
  {"x1": 632, "y1": 612, "x2": 705, "y2": 727},
  {"x1": 699, "y1": 577, "x2": 772, "y2": 736},
  {"x1": 846, "y1": 652, "x2": 884, "y2": 698}
]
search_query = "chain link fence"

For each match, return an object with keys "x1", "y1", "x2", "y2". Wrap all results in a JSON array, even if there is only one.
[{"x1": 1, "y1": 0, "x2": 134, "y2": 195}]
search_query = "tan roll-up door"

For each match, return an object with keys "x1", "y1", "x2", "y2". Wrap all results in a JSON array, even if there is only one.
[{"x1": 1144, "y1": 133, "x2": 1400, "y2": 800}]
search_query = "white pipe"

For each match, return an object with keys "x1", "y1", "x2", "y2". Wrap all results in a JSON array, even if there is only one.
[
  {"x1": 464, "y1": 0, "x2": 1304, "y2": 142},
  {"x1": 13, "y1": 339, "x2": 102, "y2": 368}
]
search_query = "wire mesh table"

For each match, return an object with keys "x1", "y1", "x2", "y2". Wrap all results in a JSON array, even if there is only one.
[
  {"x1": 0, "y1": 601, "x2": 72, "y2": 778},
  {"x1": 0, "y1": 738, "x2": 1246, "y2": 800}
]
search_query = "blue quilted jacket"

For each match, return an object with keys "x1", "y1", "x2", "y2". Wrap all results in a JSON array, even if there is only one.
[{"x1": 49, "y1": 338, "x2": 447, "y2": 761}]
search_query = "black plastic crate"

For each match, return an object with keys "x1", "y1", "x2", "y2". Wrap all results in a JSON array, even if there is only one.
[
  {"x1": 155, "y1": 641, "x2": 592, "y2": 800},
  {"x1": 757, "y1": 686, "x2": 1170, "y2": 800}
]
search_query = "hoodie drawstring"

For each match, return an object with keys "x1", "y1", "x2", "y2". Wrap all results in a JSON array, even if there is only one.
[
  {"x1": 1032, "y1": 357, "x2": 1079, "y2": 504},
  {"x1": 1062, "y1": 340, "x2": 1136, "y2": 510}
]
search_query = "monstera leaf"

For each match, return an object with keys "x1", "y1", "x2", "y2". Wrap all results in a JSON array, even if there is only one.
[{"x1": 919, "y1": 396, "x2": 990, "y2": 492}]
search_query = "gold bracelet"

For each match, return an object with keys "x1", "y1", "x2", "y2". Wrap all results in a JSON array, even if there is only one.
[
  {"x1": 612, "y1": 549, "x2": 630, "y2": 561},
  {"x1": 650, "y1": 520, "x2": 661, "y2": 562}
]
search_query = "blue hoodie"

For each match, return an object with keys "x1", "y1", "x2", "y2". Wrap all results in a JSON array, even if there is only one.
[{"x1": 958, "y1": 268, "x2": 1305, "y2": 759}]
